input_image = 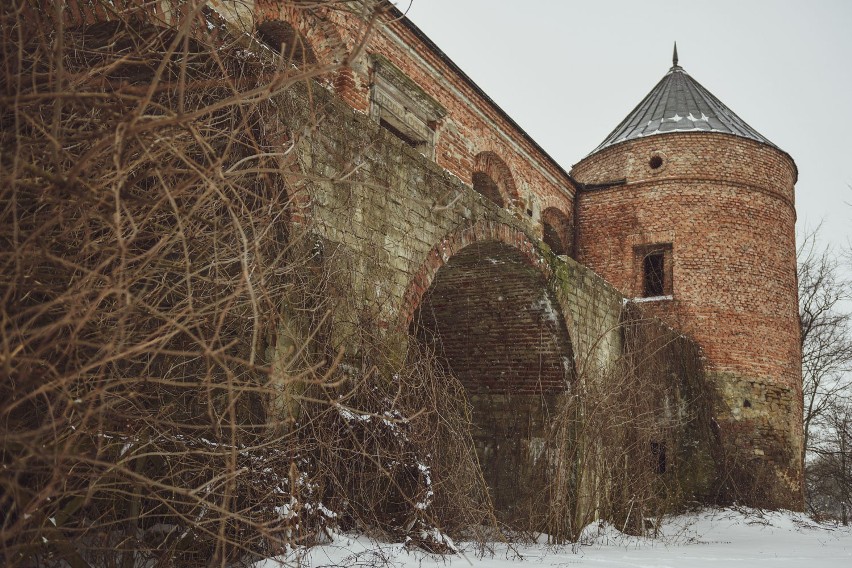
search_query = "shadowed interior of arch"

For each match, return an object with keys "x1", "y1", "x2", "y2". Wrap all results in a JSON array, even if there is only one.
[
  {"x1": 408, "y1": 240, "x2": 575, "y2": 528},
  {"x1": 542, "y1": 207, "x2": 572, "y2": 257},
  {"x1": 256, "y1": 20, "x2": 317, "y2": 66},
  {"x1": 472, "y1": 171, "x2": 504, "y2": 207}
]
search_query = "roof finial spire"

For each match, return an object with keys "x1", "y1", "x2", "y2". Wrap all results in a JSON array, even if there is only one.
[{"x1": 673, "y1": 41, "x2": 679, "y2": 67}]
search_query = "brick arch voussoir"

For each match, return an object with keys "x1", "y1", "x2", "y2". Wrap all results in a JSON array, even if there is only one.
[
  {"x1": 473, "y1": 151, "x2": 520, "y2": 207},
  {"x1": 257, "y1": 1, "x2": 350, "y2": 89},
  {"x1": 400, "y1": 221, "x2": 554, "y2": 329}
]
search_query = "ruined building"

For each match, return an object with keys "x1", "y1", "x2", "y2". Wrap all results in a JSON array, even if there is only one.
[
  {"x1": 571, "y1": 46, "x2": 802, "y2": 509},
  {"x1": 31, "y1": 0, "x2": 803, "y2": 527}
]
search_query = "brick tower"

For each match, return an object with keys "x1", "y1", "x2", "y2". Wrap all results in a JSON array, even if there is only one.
[{"x1": 570, "y1": 45, "x2": 802, "y2": 508}]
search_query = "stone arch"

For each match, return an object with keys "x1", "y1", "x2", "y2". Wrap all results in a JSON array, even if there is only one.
[
  {"x1": 401, "y1": 222, "x2": 548, "y2": 327},
  {"x1": 472, "y1": 151, "x2": 519, "y2": 208},
  {"x1": 403, "y1": 222, "x2": 575, "y2": 529},
  {"x1": 256, "y1": 20, "x2": 318, "y2": 66},
  {"x1": 257, "y1": 3, "x2": 353, "y2": 97},
  {"x1": 541, "y1": 207, "x2": 573, "y2": 257}
]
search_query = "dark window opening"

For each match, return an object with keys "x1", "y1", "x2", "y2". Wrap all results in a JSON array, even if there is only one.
[
  {"x1": 256, "y1": 21, "x2": 316, "y2": 66},
  {"x1": 649, "y1": 155, "x2": 664, "y2": 170},
  {"x1": 543, "y1": 221, "x2": 566, "y2": 256},
  {"x1": 743, "y1": 399, "x2": 752, "y2": 408},
  {"x1": 643, "y1": 251, "x2": 665, "y2": 297},
  {"x1": 370, "y1": 55, "x2": 445, "y2": 160},
  {"x1": 472, "y1": 171, "x2": 505, "y2": 207},
  {"x1": 379, "y1": 118, "x2": 423, "y2": 149},
  {"x1": 650, "y1": 441, "x2": 667, "y2": 474}
]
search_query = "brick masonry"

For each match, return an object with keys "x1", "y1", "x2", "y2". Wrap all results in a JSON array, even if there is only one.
[
  {"x1": 571, "y1": 133, "x2": 802, "y2": 507},
  {"x1": 251, "y1": 0, "x2": 576, "y2": 226},
  {"x1": 46, "y1": 0, "x2": 803, "y2": 517}
]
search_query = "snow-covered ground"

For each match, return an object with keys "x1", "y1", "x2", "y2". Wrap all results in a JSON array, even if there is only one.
[{"x1": 253, "y1": 508, "x2": 852, "y2": 567}]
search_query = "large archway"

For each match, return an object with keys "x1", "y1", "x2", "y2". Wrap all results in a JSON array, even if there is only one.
[{"x1": 408, "y1": 240, "x2": 575, "y2": 529}]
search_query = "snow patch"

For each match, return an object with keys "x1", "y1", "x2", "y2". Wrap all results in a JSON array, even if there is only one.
[
  {"x1": 251, "y1": 507, "x2": 852, "y2": 567},
  {"x1": 630, "y1": 294, "x2": 673, "y2": 303},
  {"x1": 531, "y1": 292, "x2": 560, "y2": 324}
]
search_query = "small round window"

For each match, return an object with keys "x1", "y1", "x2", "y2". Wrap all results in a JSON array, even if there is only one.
[{"x1": 649, "y1": 155, "x2": 664, "y2": 169}]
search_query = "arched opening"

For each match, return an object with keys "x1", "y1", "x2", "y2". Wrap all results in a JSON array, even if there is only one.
[
  {"x1": 472, "y1": 171, "x2": 504, "y2": 207},
  {"x1": 409, "y1": 241, "x2": 575, "y2": 529},
  {"x1": 256, "y1": 20, "x2": 317, "y2": 66},
  {"x1": 541, "y1": 207, "x2": 572, "y2": 257},
  {"x1": 472, "y1": 151, "x2": 519, "y2": 208}
]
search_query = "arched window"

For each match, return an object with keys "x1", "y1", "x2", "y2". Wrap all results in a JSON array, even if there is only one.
[
  {"x1": 472, "y1": 172, "x2": 504, "y2": 207},
  {"x1": 541, "y1": 207, "x2": 572, "y2": 256},
  {"x1": 256, "y1": 20, "x2": 317, "y2": 66},
  {"x1": 472, "y1": 151, "x2": 518, "y2": 208}
]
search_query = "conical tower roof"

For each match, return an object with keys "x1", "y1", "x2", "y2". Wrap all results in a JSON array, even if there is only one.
[{"x1": 591, "y1": 44, "x2": 775, "y2": 154}]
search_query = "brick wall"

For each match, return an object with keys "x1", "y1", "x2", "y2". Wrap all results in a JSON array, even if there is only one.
[
  {"x1": 41, "y1": 0, "x2": 799, "y2": 517},
  {"x1": 412, "y1": 241, "x2": 574, "y2": 395},
  {"x1": 287, "y1": 76, "x2": 624, "y2": 376},
  {"x1": 274, "y1": 72, "x2": 643, "y2": 528},
  {"x1": 571, "y1": 132, "x2": 803, "y2": 508},
  {"x1": 249, "y1": 1, "x2": 576, "y2": 246}
]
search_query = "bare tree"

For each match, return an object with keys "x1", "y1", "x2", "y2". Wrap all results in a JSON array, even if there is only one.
[
  {"x1": 806, "y1": 401, "x2": 852, "y2": 524},
  {"x1": 798, "y1": 228, "x2": 852, "y2": 454}
]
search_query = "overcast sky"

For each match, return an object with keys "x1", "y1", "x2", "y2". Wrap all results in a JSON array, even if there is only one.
[{"x1": 401, "y1": 0, "x2": 852, "y2": 252}]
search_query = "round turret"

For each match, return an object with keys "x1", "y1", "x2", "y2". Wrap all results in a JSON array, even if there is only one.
[{"x1": 571, "y1": 46, "x2": 802, "y2": 508}]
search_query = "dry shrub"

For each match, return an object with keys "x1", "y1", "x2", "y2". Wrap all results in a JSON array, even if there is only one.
[
  {"x1": 0, "y1": 2, "x2": 499, "y2": 565},
  {"x1": 539, "y1": 307, "x2": 715, "y2": 541},
  {"x1": 0, "y1": 1, "x2": 344, "y2": 565},
  {"x1": 291, "y1": 344, "x2": 496, "y2": 552},
  {"x1": 398, "y1": 345, "x2": 497, "y2": 541}
]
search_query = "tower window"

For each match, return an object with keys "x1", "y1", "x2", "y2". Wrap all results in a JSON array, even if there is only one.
[
  {"x1": 643, "y1": 251, "x2": 665, "y2": 297},
  {"x1": 634, "y1": 244, "x2": 673, "y2": 298}
]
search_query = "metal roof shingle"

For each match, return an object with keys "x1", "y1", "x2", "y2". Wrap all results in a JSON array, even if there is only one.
[{"x1": 590, "y1": 56, "x2": 776, "y2": 155}]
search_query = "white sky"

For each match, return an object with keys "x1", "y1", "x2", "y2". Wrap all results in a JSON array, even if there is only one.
[{"x1": 401, "y1": 0, "x2": 852, "y2": 251}]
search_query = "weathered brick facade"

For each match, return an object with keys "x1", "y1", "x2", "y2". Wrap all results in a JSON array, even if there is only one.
[
  {"x1": 248, "y1": 1, "x2": 576, "y2": 229},
  {"x1": 572, "y1": 132, "x2": 802, "y2": 507},
  {"x1": 43, "y1": 0, "x2": 803, "y2": 518}
]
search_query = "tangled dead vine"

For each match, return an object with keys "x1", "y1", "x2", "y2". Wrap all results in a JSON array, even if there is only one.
[
  {"x1": 0, "y1": 1, "x2": 493, "y2": 565},
  {"x1": 0, "y1": 1, "x2": 721, "y2": 565}
]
